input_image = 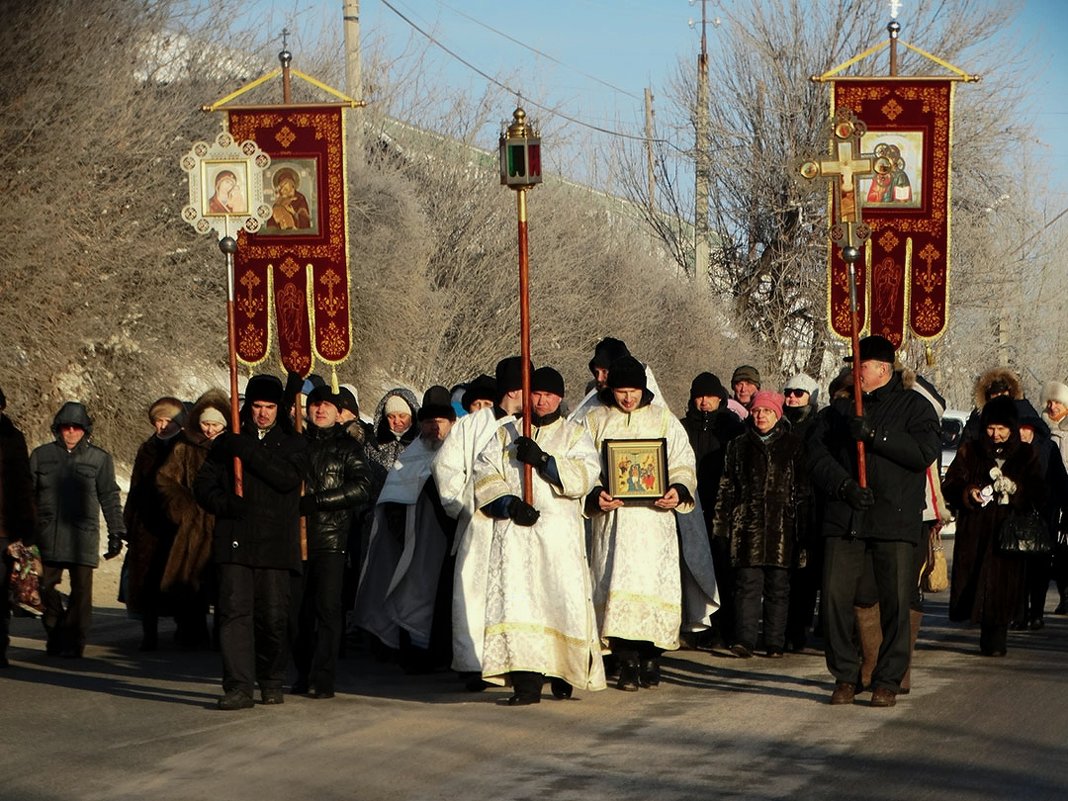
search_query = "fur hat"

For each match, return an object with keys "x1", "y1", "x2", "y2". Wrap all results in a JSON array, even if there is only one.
[
  {"x1": 418, "y1": 385, "x2": 457, "y2": 422},
  {"x1": 532, "y1": 366, "x2": 565, "y2": 397},
  {"x1": 244, "y1": 374, "x2": 284, "y2": 406},
  {"x1": 606, "y1": 356, "x2": 647, "y2": 391},
  {"x1": 149, "y1": 396, "x2": 185, "y2": 424},
  {"x1": 844, "y1": 336, "x2": 896, "y2": 364},
  {"x1": 750, "y1": 390, "x2": 784, "y2": 420},
  {"x1": 461, "y1": 374, "x2": 497, "y2": 411},
  {"x1": 690, "y1": 372, "x2": 727, "y2": 402},
  {"x1": 1041, "y1": 381, "x2": 1068, "y2": 408},
  {"x1": 731, "y1": 365, "x2": 761, "y2": 387},
  {"x1": 981, "y1": 395, "x2": 1018, "y2": 430},
  {"x1": 588, "y1": 337, "x2": 631, "y2": 373}
]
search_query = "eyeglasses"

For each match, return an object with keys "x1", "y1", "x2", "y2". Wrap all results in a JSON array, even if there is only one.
[{"x1": 784, "y1": 389, "x2": 808, "y2": 398}]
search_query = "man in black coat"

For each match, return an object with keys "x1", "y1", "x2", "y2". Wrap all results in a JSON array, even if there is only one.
[
  {"x1": 0, "y1": 387, "x2": 35, "y2": 667},
  {"x1": 680, "y1": 371, "x2": 744, "y2": 649},
  {"x1": 195, "y1": 374, "x2": 308, "y2": 710},
  {"x1": 290, "y1": 385, "x2": 373, "y2": 698},
  {"x1": 807, "y1": 336, "x2": 940, "y2": 707}
]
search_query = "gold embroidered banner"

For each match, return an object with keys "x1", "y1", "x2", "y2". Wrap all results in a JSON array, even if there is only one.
[
  {"x1": 828, "y1": 79, "x2": 954, "y2": 347},
  {"x1": 227, "y1": 106, "x2": 350, "y2": 375}
]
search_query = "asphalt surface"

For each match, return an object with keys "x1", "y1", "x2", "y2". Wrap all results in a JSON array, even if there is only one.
[{"x1": 3, "y1": 564, "x2": 1067, "y2": 801}]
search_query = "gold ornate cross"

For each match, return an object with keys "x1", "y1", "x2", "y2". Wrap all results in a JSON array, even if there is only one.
[{"x1": 798, "y1": 108, "x2": 891, "y2": 248}]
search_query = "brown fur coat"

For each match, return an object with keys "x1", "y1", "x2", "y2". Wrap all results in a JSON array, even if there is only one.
[{"x1": 156, "y1": 390, "x2": 229, "y2": 591}]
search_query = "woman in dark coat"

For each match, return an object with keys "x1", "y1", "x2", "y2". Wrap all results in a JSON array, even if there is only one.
[
  {"x1": 713, "y1": 391, "x2": 808, "y2": 657},
  {"x1": 156, "y1": 389, "x2": 230, "y2": 647},
  {"x1": 942, "y1": 396, "x2": 1044, "y2": 656},
  {"x1": 122, "y1": 396, "x2": 185, "y2": 650}
]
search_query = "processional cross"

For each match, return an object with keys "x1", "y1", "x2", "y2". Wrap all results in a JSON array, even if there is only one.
[{"x1": 797, "y1": 108, "x2": 892, "y2": 488}]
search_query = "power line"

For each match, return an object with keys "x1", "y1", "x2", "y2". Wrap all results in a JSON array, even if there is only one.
[
  {"x1": 378, "y1": 0, "x2": 679, "y2": 148},
  {"x1": 432, "y1": 0, "x2": 644, "y2": 102}
]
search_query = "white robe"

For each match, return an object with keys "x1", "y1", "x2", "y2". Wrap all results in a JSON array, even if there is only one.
[
  {"x1": 355, "y1": 437, "x2": 446, "y2": 649},
  {"x1": 473, "y1": 417, "x2": 607, "y2": 691},
  {"x1": 584, "y1": 402, "x2": 698, "y2": 650},
  {"x1": 431, "y1": 407, "x2": 518, "y2": 672}
]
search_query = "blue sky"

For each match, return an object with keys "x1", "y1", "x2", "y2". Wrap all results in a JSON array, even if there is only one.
[{"x1": 248, "y1": 0, "x2": 1068, "y2": 207}]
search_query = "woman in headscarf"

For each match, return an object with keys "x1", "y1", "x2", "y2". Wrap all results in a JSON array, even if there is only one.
[{"x1": 942, "y1": 396, "x2": 1045, "y2": 656}]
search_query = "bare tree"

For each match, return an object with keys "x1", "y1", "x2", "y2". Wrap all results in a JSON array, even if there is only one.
[{"x1": 620, "y1": 0, "x2": 1044, "y2": 398}]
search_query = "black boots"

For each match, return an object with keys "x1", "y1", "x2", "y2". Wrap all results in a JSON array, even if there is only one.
[{"x1": 615, "y1": 652, "x2": 640, "y2": 692}]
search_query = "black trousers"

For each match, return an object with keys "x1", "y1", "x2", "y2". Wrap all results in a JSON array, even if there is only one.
[
  {"x1": 823, "y1": 537, "x2": 914, "y2": 691},
  {"x1": 41, "y1": 562, "x2": 94, "y2": 654},
  {"x1": 217, "y1": 563, "x2": 291, "y2": 695},
  {"x1": 734, "y1": 566, "x2": 790, "y2": 651},
  {"x1": 291, "y1": 552, "x2": 345, "y2": 693},
  {"x1": 786, "y1": 536, "x2": 824, "y2": 649}
]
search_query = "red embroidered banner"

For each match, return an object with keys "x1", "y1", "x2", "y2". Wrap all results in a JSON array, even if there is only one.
[
  {"x1": 827, "y1": 79, "x2": 954, "y2": 347},
  {"x1": 227, "y1": 106, "x2": 350, "y2": 375}
]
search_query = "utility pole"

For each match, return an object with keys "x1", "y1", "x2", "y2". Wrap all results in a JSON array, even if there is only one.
[
  {"x1": 644, "y1": 87, "x2": 656, "y2": 214},
  {"x1": 693, "y1": 0, "x2": 711, "y2": 280},
  {"x1": 343, "y1": 0, "x2": 363, "y2": 164}
]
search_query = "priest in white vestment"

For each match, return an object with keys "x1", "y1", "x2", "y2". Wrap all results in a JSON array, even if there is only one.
[
  {"x1": 473, "y1": 367, "x2": 607, "y2": 704},
  {"x1": 584, "y1": 356, "x2": 701, "y2": 691},
  {"x1": 431, "y1": 357, "x2": 528, "y2": 684}
]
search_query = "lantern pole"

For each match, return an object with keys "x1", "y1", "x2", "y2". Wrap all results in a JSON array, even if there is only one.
[
  {"x1": 220, "y1": 234, "x2": 244, "y2": 496},
  {"x1": 499, "y1": 106, "x2": 543, "y2": 504}
]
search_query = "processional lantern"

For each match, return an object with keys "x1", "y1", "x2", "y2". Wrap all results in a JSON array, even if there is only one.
[
  {"x1": 498, "y1": 106, "x2": 542, "y2": 503},
  {"x1": 499, "y1": 107, "x2": 542, "y2": 188}
]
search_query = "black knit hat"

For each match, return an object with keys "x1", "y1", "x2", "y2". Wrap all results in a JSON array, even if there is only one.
[
  {"x1": 606, "y1": 356, "x2": 647, "y2": 391},
  {"x1": 306, "y1": 385, "x2": 343, "y2": 411},
  {"x1": 532, "y1": 367, "x2": 565, "y2": 397},
  {"x1": 690, "y1": 372, "x2": 727, "y2": 401},
  {"x1": 981, "y1": 395, "x2": 1018, "y2": 430},
  {"x1": 589, "y1": 337, "x2": 631, "y2": 373},
  {"x1": 461, "y1": 374, "x2": 497, "y2": 411},
  {"x1": 244, "y1": 374, "x2": 284, "y2": 405},
  {"x1": 335, "y1": 387, "x2": 359, "y2": 416},
  {"x1": 418, "y1": 385, "x2": 457, "y2": 422}
]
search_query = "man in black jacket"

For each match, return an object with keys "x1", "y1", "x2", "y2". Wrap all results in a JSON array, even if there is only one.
[
  {"x1": 807, "y1": 336, "x2": 939, "y2": 708},
  {"x1": 195, "y1": 374, "x2": 308, "y2": 710},
  {"x1": 290, "y1": 385, "x2": 372, "y2": 698}
]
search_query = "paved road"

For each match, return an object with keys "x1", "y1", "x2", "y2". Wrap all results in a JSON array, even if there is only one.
[{"x1": 3, "y1": 580, "x2": 1066, "y2": 801}]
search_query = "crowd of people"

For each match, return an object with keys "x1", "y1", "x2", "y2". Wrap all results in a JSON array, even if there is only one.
[{"x1": 1, "y1": 337, "x2": 1066, "y2": 710}]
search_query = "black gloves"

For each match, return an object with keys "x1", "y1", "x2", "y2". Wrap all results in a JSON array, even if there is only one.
[
  {"x1": 515, "y1": 436, "x2": 549, "y2": 469},
  {"x1": 839, "y1": 479, "x2": 875, "y2": 511},
  {"x1": 848, "y1": 415, "x2": 874, "y2": 444},
  {"x1": 284, "y1": 370, "x2": 304, "y2": 399},
  {"x1": 299, "y1": 494, "x2": 317, "y2": 515},
  {"x1": 104, "y1": 534, "x2": 124, "y2": 560},
  {"x1": 508, "y1": 497, "x2": 540, "y2": 527}
]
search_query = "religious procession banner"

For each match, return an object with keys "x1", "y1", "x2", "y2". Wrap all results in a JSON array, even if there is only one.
[
  {"x1": 827, "y1": 78, "x2": 954, "y2": 348},
  {"x1": 227, "y1": 105, "x2": 351, "y2": 376}
]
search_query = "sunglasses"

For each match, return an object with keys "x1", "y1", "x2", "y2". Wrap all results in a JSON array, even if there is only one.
[{"x1": 784, "y1": 389, "x2": 808, "y2": 398}]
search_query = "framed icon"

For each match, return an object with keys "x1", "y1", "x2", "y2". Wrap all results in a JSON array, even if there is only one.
[{"x1": 603, "y1": 438, "x2": 668, "y2": 503}]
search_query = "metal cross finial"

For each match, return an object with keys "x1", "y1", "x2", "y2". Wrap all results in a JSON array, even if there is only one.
[
  {"x1": 889, "y1": 0, "x2": 902, "y2": 19},
  {"x1": 281, "y1": 27, "x2": 291, "y2": 49}
]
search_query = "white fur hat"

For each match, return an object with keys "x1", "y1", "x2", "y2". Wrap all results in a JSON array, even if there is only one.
[
  {"x1": 1041, "y1": 381, "x2": 1068, "y2": 407},
  {"x1": 784, "y1": 373, "x2": 820, "y2": 404}
]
